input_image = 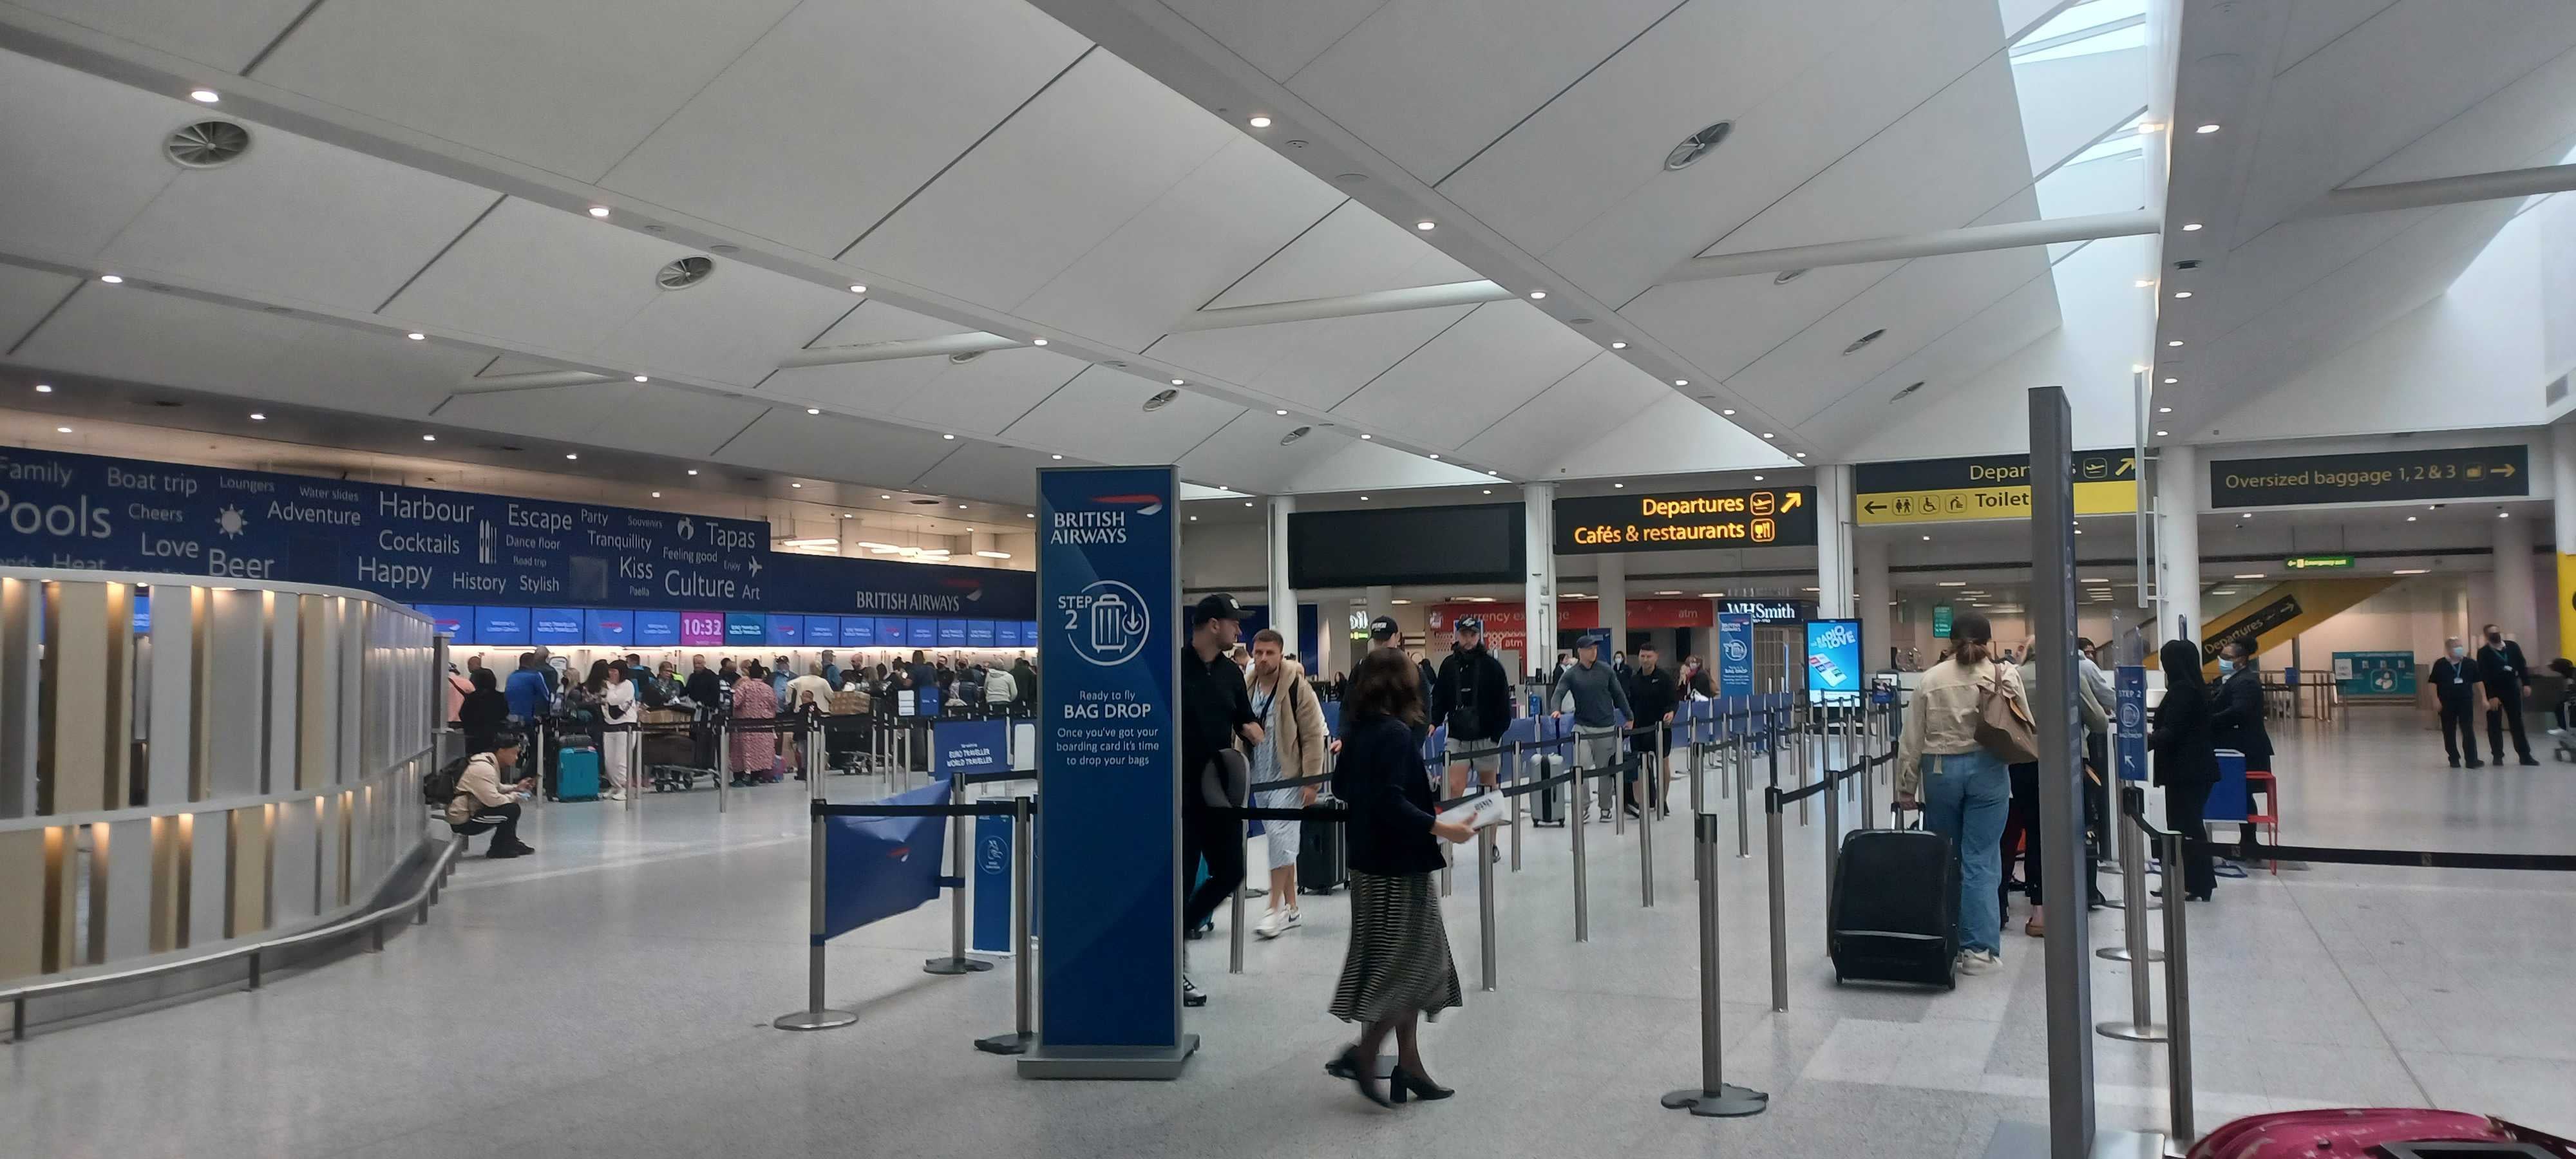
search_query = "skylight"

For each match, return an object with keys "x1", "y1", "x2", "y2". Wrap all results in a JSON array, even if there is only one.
[{"x1": 2012, "y1": 0, "x2": 2149, "y2": 61}]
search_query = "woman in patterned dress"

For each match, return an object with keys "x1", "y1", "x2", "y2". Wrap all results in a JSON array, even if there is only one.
[
  {"x1": 1327, "y1": 648, "x2": 1475, "y2": 1107},
  {"x1": 730, "y1": 662, "x2": 779, "y2": 785}
]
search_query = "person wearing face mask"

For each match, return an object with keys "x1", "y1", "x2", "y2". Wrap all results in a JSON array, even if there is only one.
[
  {"x1": 2429, "y1": 637, "x2": 2484, "y2": 768},
  {"x1": 2208, "y1": 636, "x2": 2273, "y2": 858},
  {"x1": 2475, "y1": 623, "x2": 2538, "y2": 766}
]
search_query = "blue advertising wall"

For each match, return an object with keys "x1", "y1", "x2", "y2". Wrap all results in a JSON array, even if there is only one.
[{"x1": 1034, "y1": 466, "x2": 1180, "y2": 1057}]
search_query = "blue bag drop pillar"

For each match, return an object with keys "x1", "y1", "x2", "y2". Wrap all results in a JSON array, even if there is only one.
[{"x1": 972, "y1": 815, "x2": 1014, "y2": 955}]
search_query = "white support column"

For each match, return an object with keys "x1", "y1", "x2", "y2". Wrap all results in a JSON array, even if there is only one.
[
  {"x1": 2155, "y1": 444, "x2": 2202, "y2": 647},
  {"x1": 1598, "y1": 554, "x2": 1628, "y2": 654},
  {"x1": 1854, "y1": 533, "x2": 1891, "y2": 670},
  {"x1": 1523, "y1": 483, "x2": 1557, "y2": 679},
  {"x1": 1267, "y1": 495, "x2": 1301, "y2": 664},
  {"x1": 2493, "y1": 504, "x2": 2536, "y2": 643},
  {"x1": 2554, "y1": 423, "x2": 2576, "y2": 661},
  {"x1": 1815, "y1": 464, "x2": 1855, "y2": 621}
]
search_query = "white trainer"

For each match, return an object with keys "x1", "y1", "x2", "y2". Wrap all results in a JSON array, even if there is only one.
[{"x1": 1956, "y1": 949, "x2": 2001, "y2": 975}]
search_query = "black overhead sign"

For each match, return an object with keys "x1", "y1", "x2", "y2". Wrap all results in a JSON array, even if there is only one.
[
  {"x1": 2208, "y1": 445, "x2": 2529, "y2": 509},
  {"x1": 1553, "y1": 487, "x2": 1818, "y2": 555}
]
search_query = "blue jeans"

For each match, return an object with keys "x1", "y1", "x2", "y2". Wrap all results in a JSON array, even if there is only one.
[{"x1": 1920, "y1": 751, "x2": 2011, "y2": 955}]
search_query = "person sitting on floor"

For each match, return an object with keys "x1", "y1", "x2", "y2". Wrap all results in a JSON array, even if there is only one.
[{"x1": 448, "y1": 731, "x2": 538, "y2": 859}]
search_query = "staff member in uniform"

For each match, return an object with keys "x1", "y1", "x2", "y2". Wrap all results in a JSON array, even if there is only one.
[
  {"x1": 2431, "y1": 637, "x2": 2483, "y2": 768},
  {"x1": 2477, "y1": 623, "x2": 2539, "y2": 766},
  {"x1": 1179, "y1": 594, "x2": 1262, "y2": 1008},
  {"x1": 2208, "y1": 637, "x2": 2273, "y2": 857}
]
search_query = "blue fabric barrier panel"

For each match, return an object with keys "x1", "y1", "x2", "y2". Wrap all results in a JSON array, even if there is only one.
[{"x1": 821, "y1": 780, "x2": 952, "y2": 941}]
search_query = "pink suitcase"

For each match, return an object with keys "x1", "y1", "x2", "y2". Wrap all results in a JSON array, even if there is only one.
[{"x1": 2189, "y1": 1108, "x2": 2574, "y2": 1159}]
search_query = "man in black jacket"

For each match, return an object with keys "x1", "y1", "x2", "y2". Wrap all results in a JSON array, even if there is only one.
[
  {"x1": 2208, "y1": 636, "x2": 2273, "y2": 856},
  {"x1": 2476, "y1": 622, "x2": 2538, "y2": 765},
  {"x1": 1431, "y1": 616, "x2": 1511, "y2": 796},
  {"x1": 684, "y1": 654, "x2": 724, "y2": 771},
  {"x1": 1178, "y1": 593, "x2": 1260, "y2": 1008},
  {"x1": 2430, "y1": 637, "x2": 2483, "y2": 768},
  {"x1": 1625, "y1": 645, "x2": 1680, "y2": 816}
]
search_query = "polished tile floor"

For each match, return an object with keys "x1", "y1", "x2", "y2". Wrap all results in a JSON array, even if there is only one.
[{"x1": 7, "y1": 710, "x2": 2571, "y2": 1158}]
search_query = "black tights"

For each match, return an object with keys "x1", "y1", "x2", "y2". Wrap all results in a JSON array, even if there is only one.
[{"x1": 1356, "y1": 1009, "x2": 1429, "y2": 1077}]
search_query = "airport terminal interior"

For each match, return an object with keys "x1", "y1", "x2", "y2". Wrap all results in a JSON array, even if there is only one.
[{"x1": 6, "y1": 1, "x2": 2576, "y2": 1155}]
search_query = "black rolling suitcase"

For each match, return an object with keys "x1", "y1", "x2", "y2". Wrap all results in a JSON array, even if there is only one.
[
  {"x1": 1828, "y1": 809, "x2": 1958, "y2": 989},
  {"x1": 1298, "y1": 802, "x2": 1347, "y2": 894}
]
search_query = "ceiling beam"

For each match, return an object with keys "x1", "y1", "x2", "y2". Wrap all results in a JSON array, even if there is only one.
[
  {"x1": 1658, "y1": 211, "x2": 2163, "y2": 285},
  {"x1": 776, "y1": 332, "x2": 1023, "y2": 370},
  {"x1": 2306, "y1": 162, "x2": 2576, "y2": 218},
  {"x1": 450, "y1": 370, "x2": 618, "y2": 395},
  {"x1": 1170, "y1": 280, "x2": 1509, "y2": 331}
]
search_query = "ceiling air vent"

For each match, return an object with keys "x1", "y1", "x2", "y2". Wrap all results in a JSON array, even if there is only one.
[
  {"x1": 1143, "y1": 388, "x2": 1179, "y2": 411},
  {"x1": 165, "y1": 120, "x2": 252, "y2": 168},
  {"x1": 947, "y1": 351, "x2": 983, "y2": 364},
  {"x1": 1665, "y1": 121, "x2": 1732, "y2": 171},
  {"x1": 656, "y1": 256, "x2": 715, "y2": 290},
  {"x1": 1773, "y1": 269, "x2": 1808, "y2": 285},
  {"x1": 908, "y1": 498, "x2": 943, "y2": 505},
  {"x1": 1842, "y1": 328, "x2": 1886, "y2": 354},
  {"x1": 1890, "y1": 381, "x2": 1925, "y2": 403},
  {"x1": 1279, "y1": 426, "x2": 1311, "y2": 446}
]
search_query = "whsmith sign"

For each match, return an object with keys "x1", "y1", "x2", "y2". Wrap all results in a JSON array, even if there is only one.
[{"x1": 1553, "y1": 487, "x2": 1818, "y2": 554}]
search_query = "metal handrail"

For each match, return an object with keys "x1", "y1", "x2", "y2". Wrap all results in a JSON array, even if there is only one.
[{"x1": 6, "y1": 834, "x2": 464, "y2": 1041}]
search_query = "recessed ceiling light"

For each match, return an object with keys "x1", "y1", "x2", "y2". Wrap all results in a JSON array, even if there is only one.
[
  {"x1": 565, "y1": 453, "x2": 578, "y2": 460},
  {"x1": 2499, "y1": 510, "x2": 2512, "y2": 518},
  {"x1": 1610, "y1": 341, "x2": 1627, "y2": 349},
  {"x1": 33, "y1": 384, "x2": 52, "y2": 393},
  {"x1": 2155, "y1": 429, "x2": 2169, "y2": 437},
  {"x1": 1428, "y1": 453, "x2": 1440, "y2": 460},
  {"x1": 1761, "y1": 432, "x2": 1776, "y2": 439},
  {"x1": 2167, "y1": 340, "x2": 2183, "y2": 347},
  {"x1": 1247, "y1": 116, "x2": 1271, "y2": 127},
  {"x1": 2158, "y1": 406, "x2": 2173, "y2": 413},
  {"x1": 942, "y1": 433, "x2": 956, "y2": 439},
  {"x1": 1842, "y1": 328, "x2": 1886, "y2": 354},
  {"x1": 1938, "y1": 581, "x2": 1966, "y2": 587},
  {"x1": 1772, "y1": 269, "x2": 1806, "y2": 285},
  {"x1": 587, "y1": 206, "x2": 611, "y2": 218},
  {"x1": 1360, "y1": 433, "x2": 1372, "y2": 440},
  {"x1": 249, "y1": 411, "x2": 265, "y2": 420},
  {"x1": 2173, "y1": 291, "x2": 2193, "y2": 299},
  {"x1": 806, "y1": 407, "x2": 821, "y2": 415},
  {"x1": 1031, "y1": 337, "x2": 1047, "y2": 346},
  {"x1": 688, "y1": 469, "x2": 700, "y2": 475},
  {"x1": 55, "y1": 426, "x2": 71, "y2": 434},
  {"x1": 406, "y1": 332, "x2": 425, "y2": 341},
  {"x1": 1613, "y1": 482, "x2": 1625, "y2": 489},
  {"x1": 1795, "y1": 451, "x2": 1808, "y2": 458},
  {"x1": 2194, "y1": 124, "x2": 2220, "y2": 134},
  {"x1": 421, "y1": 433, "x2": 436, "y2": 442},
  {"x1": 2181, "y1": 223, "x2": 2203, "y2": 232},
  {"x1": 1275, "y1": 409, "x2": 1288, "y2": 415},
  {"x1": 1189, "y1": 515, "x2": 1198, "y2": 522},
  {"x1": 1721, "y1": 408, "x2": 1736, "y2": 415},
  {"x1": 1751, "y1": 475, "x2": 1763, "y2": 481},
  {"x1": 2394, "y1": 569, "x2": 2429, "y2": 575},
  {"x1": 1922, "y1": 535, "x2": 1931, "y2": 542},
  {"x1": 633, "y1": 375, "x2": 649, "y2": 382},
  {"x1": 1416, "y1": 220, "x2": 1436, "y2": 231},
  {"x1": 2407, "y1": 514, "x2": 2420, "y2": 522},
  {"x1": 1360, "y1": 495, "x2": 1370, "y2": 501},
  {"x1": 1171, "y1": 379, "x2": 1185, "y2": 386},
  {"x1": 848, "y1": 285, "x2": 868, "y2": 295},
  {"x1": 99, "y1": 274, "x2": 123, "y2": 284},
  {"x1": 1025, "y1": 513, "x2": 1034, "y2": 518},
  {"x1": 959, "y1": 504, "x2": 969, "y2": 509},
  {"x1": 1243, "y1": 501, "x2": 1253, "y2": 507},
  {"x1": 790, "y1": 482, "x2": 802, "y2": 488},
  {"x1": 1482, "y1": 489, "x2": 1492, "y2": 494},
  {"x1": 1051, "y1": 454, "x2": 1063, "y2": 460},
  {"x1": 1528, "y1": 290, "x2": 1547, "y2": 299},
  {"x1": 189, "y1": 88, "x2": 220, "y2": 103},
  {"x1": 2163, "y1": 377, "x2": 2177, "y2": 384},
  {"x1": 1486, "y1": 469, "x2": 1500, "y2": 476},
  {"x1": 1673, "y1": 379, "x2": 1689, "y2": 386}
]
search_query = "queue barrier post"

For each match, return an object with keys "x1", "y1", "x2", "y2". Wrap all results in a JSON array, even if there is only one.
[
  {"x1": 2097, "y1": 786, "x2": 2167, "y2": 1042},
  {"x1": 923, "y1": 772, "x2": 995, "y2": 977},
  {"x1": 532, "y1": 719, "x2": 547, "y2": 811},
  {"x1": 975, "y1": 795, "x2": 1037, "y2": 1055},
  {"x1": 1736, "y1": 733, "x2": 1752, "y2": 859},
  {"x1": 1508, "y1": 740, "x2": 1524, "y2": 873},
  {"x1": 2159, "y1": 827, "x2": 2197, "y2": 1145},
  {"x1": 1820, "y1": 755, "x2": 1841, "y2": 952},
  {"x1": 1478, "y1": 824, "x2": 1499, "y2": 992},
  {"x1": 1640, "y1": 725, "x2": 1662, "y2": 908},
  {"x1": 1229, "y1": 874, "x2": 1247, "y2": 975},
  {"x1": 775, "y1": 798, "x2": 858, "y2": 1031},
  {"x1": 1795, "y1": 706, "x2": 1810, "y2": 828},
  {"x1": 1662, "y1": 810, "x2": 1769, "y2": 1118},
  {"x1": 1857, "y1": 711, "x2": 1877, "y2": 832},
  {"x1": 1765, "y1": 786, "x2": 1789, "y2": 1013},
  {"x1": 715, "y1": 711, "x2": 730, "y2": 814},
  {"x1": 1570, "y1": 764, "x2": 1591, "y2": 943}
]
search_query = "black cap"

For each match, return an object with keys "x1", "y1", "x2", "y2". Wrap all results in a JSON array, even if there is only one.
[
  {"x1": 1193, "y1": 592, "x2": 1247, "y2": 624},
  {"x1": 1576, "y1": 633, "x2": 1604, "y2": 650},
  {"x1": 1369, "y1": 615, "x2": 1399, "y2": 640},
  {"x1": 1455, "y1": 616, "x2": 1483, "y2": 634}
]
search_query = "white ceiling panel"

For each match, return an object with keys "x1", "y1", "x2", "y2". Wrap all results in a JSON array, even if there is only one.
[
  {"x1": 101, "y1": 129, "x2": 497, "y2": 309},
  {"x1": 1283, "y1": 0, "x2": 1687, "y2": 185},
  {"x1": 598, "y1": 0, "x2": 1090, "y2": 256},
  {"x1": 1204, "y1": 200, "x2": 1478, "y2": 308},
  {"x1": 0, "y1": 52, "x2": 185, "y2": 259},
  {"x1": 1453, "y1": 353, "x2": 1671, "y2": 475},
  {"x1": 1173, "y1": 411, "x2": 1336, "y2": 493},
  {"x1": 895, "y1": 347, "x2": 1090, "y2": 437},
  {"x1": 10, "y1": 288, "x2": 485, "y2": 415},
  {"x1": 2231, "y1": 0, "x2": 2576, "y2": 236},
  {"x1": 430, "y1": 384, "x2": 613, "y2": 443},
  {"x1": 1146, "y1": 301, "x2": 1481, "y2": 412},
  {"x1": 908, "y1": 441, "x2": 1061, "y2": 506},
  {"x1": 1532, "y1": 0, "x2": 2004, "y2": 303},
  {"x1": 1732, "y1": 238, "x2": 2049, "y2": 429},
  {"x1": 566, "y1": 382, "x2": 768, "y2": 458},
  {"x1": 252, "y1": 0, "x2": 804, "y2": 182},
  {"x1": 1001, "y1": 366, "x2": 1243, "y2": 464},
  {"x1": 1329, "y1": 301, "x2": 1604, "y2": 448},
  {"x1": 2012, "y1": 48, "x2": 2150, "y2": 176},
  {"x1": 1435, "y1": 0, "x2": 1890, "y2": 256},
  {"x1": 2036, "y1": 153, "x2": 2146, "y2": 221},
  {"x1": 1280, "y1": 439, "x2": 1502, "y2": 493},
  {"x1": 1543, "y1": 394, "x2": 1794, "y2": 478},
  {"x1": 383, "y1": 198, "x2": 696, "y2": 358},
  {"x1": 712, "y1": 409, "x2": 959, "y2": 484},
  {"x1": 1013, "y1": 138, "x2": 1345, "y2": 348},
  {"x1": 1159, "y1": 0, "x2": 1385, "y2": 82},
  {"x1": 2276, "y1": 0, "x2": 2400, "y2": 74},
  {"x1": 1801, "y1": 272, "x2": 2063, "y2": 455},
  {"x1": 253, "y1": 320, "x2": 502, "y2": 416},
  {"x1": 13, "y1": 0, "x2": 311, "y2": 73},
  {"x1": 761, "y1": 357, "x2": 952, "y2": 417},
  {"x1": 845, "y1": 50, "x2": 1236, "y2": 313},
  {"x1": 808, "y1": 299, "x2": 964, "y2": 348},
  {"x1": 594, "y1": 261, "x2": 857, "y2": 387},
  {"x1": 2342, "y1": 38, "x2": 2576, "y2": 189},
  {"x1": 1616, "y1": 261, "x2": 1904, "y2": 383},
  {"x1": 0, "y1": 264, "x2": 78, "y2": 350}
]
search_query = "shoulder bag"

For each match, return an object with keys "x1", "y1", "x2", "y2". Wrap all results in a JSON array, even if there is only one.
[{"x1": 1975, "y1": 661, "x2": 2040, "y2": 764}]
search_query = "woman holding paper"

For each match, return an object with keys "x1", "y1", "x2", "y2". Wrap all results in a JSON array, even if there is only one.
[{"x1": 1328, "y1": 649, "x2": 1476, "y2": 1108}]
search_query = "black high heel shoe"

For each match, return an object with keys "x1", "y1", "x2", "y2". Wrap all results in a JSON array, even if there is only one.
[
  {"x1": 1390, "y1": 1063, "x2": 1453, "y2": 1103},
  {"x1": 1334, "y1": 1048, "x2": 1392, "y2": 1108}
]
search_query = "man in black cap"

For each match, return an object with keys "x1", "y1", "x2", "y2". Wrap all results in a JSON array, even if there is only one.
[
  {"x1": 1179, "y1": 592, "x2": 1261, "y2": 1008},
  {"x1": 1433, "y1": 615, "x2": 1511, "y2": 798}
]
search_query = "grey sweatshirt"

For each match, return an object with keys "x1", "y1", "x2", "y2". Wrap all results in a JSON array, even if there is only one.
[{"x1": 1549, "y1": 659, "x2": 1633, "y2": 728}]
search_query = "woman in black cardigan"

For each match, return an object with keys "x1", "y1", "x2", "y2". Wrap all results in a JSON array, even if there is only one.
[
  {"x1": 1329, "y1": 648, "x2": 1477, "y2": 1107},
  {"x1": 2150, "y1": 639, "x2": 2219, "y2": 901}
]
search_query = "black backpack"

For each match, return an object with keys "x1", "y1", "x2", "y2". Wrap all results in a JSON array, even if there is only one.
[{"x1": 424, "y1": 755, "x2": 471, "y2": 808}]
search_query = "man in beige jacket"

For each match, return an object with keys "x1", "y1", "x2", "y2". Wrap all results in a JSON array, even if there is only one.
[
  {"x1": 1247, "y1": 628, "x2": 1331, "y2": 938},
  {"x1": 446, "y1": 732, "x2": 538, "y2": 859}
]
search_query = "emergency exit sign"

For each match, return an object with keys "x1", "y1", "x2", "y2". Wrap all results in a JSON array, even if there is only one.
[{"x1": 2283, "y1": 555, "x2": 2353, "y2": 570}]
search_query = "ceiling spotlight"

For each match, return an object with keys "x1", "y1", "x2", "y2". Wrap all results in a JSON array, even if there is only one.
[
  {"x1": 1275, "y1": 409, "x2": 1289, "y2": 416},
  {"x1": 1428, "y1": 453, "x2": 1441, "y2": 460},
  {"x1": 249, "y1": 411, "x2": 265, "y2": 420},
  {"x1": 942, "y1": 433, "x2": 956, "y2": 439},
  {"x1": 33, "y1": 384, "x2": 52, "y2": 393},
  {"x1": 1360, "y1": 433, "x2": 1372, "y2": 440},
  {"x1": 1613, "y1": 482, "x2": 1625, "y2": 489},
  {"x1": 1189, "y1": 515, "x2": 1198, "y2": 522},
  {"x1": 1752, "y1": 475, "x2": 1764, "y2": 481},
  {"x1": 55, "y1": 426, "x2": 72, "y2": 434},
  {"x1": 420, "y1": 433, "x2": 438, "y2": 442},
  {"x1": 959, "y1": 504, "x2": 969, "y2": 509},
  {"x1": 1171, "y1": 379, "x2": 1185, "y2": 386},
  {"x1": 849, "y1": 285, "x2": 867, "y2": 294},
  {"x1": 2155, "y1": 429, "x2": 2169, "y2": 437},
  {"x1": 2499, "y1": 511, "x2": 2511, "y2": 518},
  {"x1": 1527, "y1": 290, "x2": 1548, "y2": 299},
  {"x1": 1761, "y1": 432, "x2": 1776, "y2": 439},
  {"x1": 654, "y1": 491, "x2": 665, "y2": 498},
  {"x1": 1795, "y1": 451, "x2": 1808, "y2": 458},
  {"x1": 2194, "y1": 124, "x2": 2220, "y2": 134},
  {"x1": 2173, "y1": 291, "x2": 2193, "y2": 299},
  {"x1": 633, "y1": 375, "x2": 649, "y2": 382},
  {"x1": 1243, "y1": 501, "x2": 1253, "y2": 507},
  {"x1": 2407, "y1": 515, "x2": 2418, "y2": 522},
  {"x1": 1486, "y1": 469, "x2": 1500, "y2": 476},
  {"x1": 1416, "y1": 220, "x2": 1436, "y2": 231},
  {"x1": 1482, "y1": 489, "x2": 1492, "y2": 495},
  {"x1": 586, "y1": 206, "x2": 611, "y2": 218},
  {"x1": 790, "y1": 482, "x2": 802, "y2": 488},
  {"x1": 1051, "y1": 454, "x2": 1063, "y2": 460},
  {"x1": 1610, "y1": 341, "x2": 1627, "y2": 349},
  {"x1": 2167, "y1": 340, "x2": 2184, "y2": 346},
  {"x1": 1673, "y1": 379, "x2": 1689, "y2": 387},
  {"x1": 406, "y1": 332, "x2": 426, "y2": 341},
  {"x1": 1030, "y1": 337, "x2": 1048, "y2": 346},
  {"x1": 1360, "y1": 495, "x2": 1370, "y2": 501},
  {"x1": 2158, "y1": 406, "x2": 2173, "y2": 413},
  {"x1": 2181, "y1": 223, "x2": 2203, "y2": 232},
  {"x1": 2163, "y1": 377, "x2": 2177, "y2": 384},
  {"x1": 689, "y1": 469, "x2": 701, "y2": 475},
  {"x1": 1026, "y1": 513, "x2": 1034, "y2": 518},
  {"x1": 99, "y1": 274, "x2": 123, "y2": 284},
  {"x1": 1247, "y1": 115, "x2": 1272, "y2": 127},
  {"x1": 806, "y1": 407, "x2": 821, "y2": 415},
  {"x1": 1721, "y1": 408, "x2": 1736, "y2": 415},
  {"x1": 1922, "y1": 535, "x2": 1931, "y2": 542},
  {"x1": 189, "y1": 88, "x2": 220, "y2": 103},
  {"x1": 565, "y1": 453, "x2": 578, "y2": 460}
]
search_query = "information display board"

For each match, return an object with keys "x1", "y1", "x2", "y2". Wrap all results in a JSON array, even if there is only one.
[
  {"x1": 1855, "y1": 450, "x2": 2137, "y2": 525},
  {"x1": 1804, "y1": 618, "x2": 1861, "y2": 706},
  {"x1": 1932, "y1": 604, "x2": 1954, "y2": 639},
  {"x1": 1553, "y1": 487, "x2": 1817, "y2": 554},
  {"x1": 2115, "y1": 665, "x2": 2146, "y2": 781},
  {"x1": 2334, "y1": 650, "x2": 2418, "y2": 696},
  {"x1": 635, "y1": 610, "x2": 680, "y2": 647},
  {"x1": 1028, "y1": 466, "x2": 1188, "y2": 1076},
  {"x1": 1716, "y1": 613, "x2": 1754, "y2": 697},
  {"x1": 2209, "y1": 445, "x2": 2528, "y2": 508}
]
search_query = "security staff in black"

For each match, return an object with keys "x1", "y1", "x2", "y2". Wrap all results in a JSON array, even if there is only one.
[
  {"x1": 1431, "y1": 616, "x2": 1510, "y2": 797},
  {"x1": 1179, "y1": 592, "x2": 1261, "y2": 1008},
  {"x1": 2430, "y1": 637, "x2": 2483, "y2": 768},
  {"x1": 2476, "y1": 623, "x2": 2539, "y2": 766}
]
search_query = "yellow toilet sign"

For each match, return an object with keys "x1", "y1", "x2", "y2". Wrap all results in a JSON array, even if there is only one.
[{"x1": 1854, "y1": 451, "x2": 2138, "y2": 525}]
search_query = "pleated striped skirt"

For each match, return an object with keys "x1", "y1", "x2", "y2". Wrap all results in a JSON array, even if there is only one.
[{"x1": 1331, "y1": 870, "x2": 1463, "y2": 1024}]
